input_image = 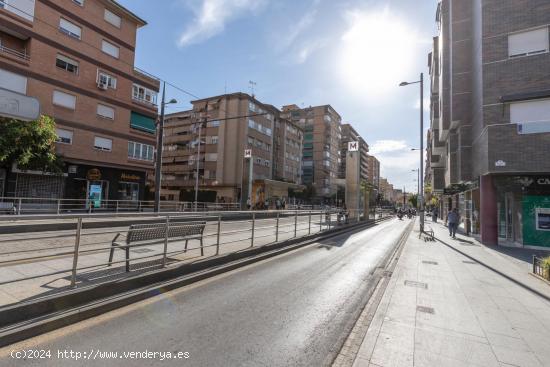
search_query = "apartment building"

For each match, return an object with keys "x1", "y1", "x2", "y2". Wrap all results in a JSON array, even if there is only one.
[
  {"x1": 339, "y1": 124, "x2": 369, "y2": 184},
  {"x1": 272, "y1": 117, "x2": 303, "y2": 184},
  {"x1": 429, "y1": 0, "x2": 550, "y2": 248},
  {"x1": 0, "y1": 0, "x2": 159, "y2": 203},
  {"x1": 282, "y1": 104, "x2": 342, "y2": 199},
  {"x1": 162, "y1": 93, "x2": 303, "y2": 206},
  {"x1": 366, "y1": 155, "x2": 380, "y2": 190}
]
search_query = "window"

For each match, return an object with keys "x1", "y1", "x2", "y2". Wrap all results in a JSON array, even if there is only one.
[
  {"x1": 56, "y1": 54, "x2": 79, "y2": 74},
  {"x1": 59, "y1": 18, "x2": 81, "y2": 39},
  {"x1": 0, "y1": 68, "x2": 27, "y2": 94},
  {"x1": 97, "y1": 71, "x2": 117, "y2": 89},
  {"x1": 104, "y1": 9, "x2": 121, "y2": 28},
  {"x1": 264, "y1": 160, "x2": 270, "y2": 167},
  {"x1": 205, "y1": 153, "x2": 218, "y2": 161},
  {"x1": 207, "y1": 120, "x2": 220, "y2": 127},
  {"x1": 53, "y1": 90, "x2": 76, "y2": 110},
  {"x1": 101, "y1": 40, "x2": 119, "y2": 58},
  {"x1": 55, "y1": 128, "x2": 73, "y2": 144},
  {"x1": 509, "y1": 27, "x2": 549, "y2": 57},
  {"x1": 128, "y1": 141, "x2": 154, "y2": 161},
  {"x1": 511, "y1": 99, "x2": 550, "y2": 127},
  {"x1": 97, "y1": 104, "x2": 115, "y2": 119},
  {"x1": 94, "y1": 137, "x2": 112, "y2": 151},
  {"x1": 209, "y1": 136, "x2": 219, "y2": 144},
  {"x1": 132, "y1": 84, "x2": 157, "y2": 105}
]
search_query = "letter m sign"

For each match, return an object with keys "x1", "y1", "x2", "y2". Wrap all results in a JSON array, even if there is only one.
[{"x1": 348, "y1": 141, "x2": 359, "y2": 152}]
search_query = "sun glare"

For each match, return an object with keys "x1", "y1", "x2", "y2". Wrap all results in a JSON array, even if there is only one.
[{"x1": 339, "y1": 9, "x2": 418, "y2": 98}]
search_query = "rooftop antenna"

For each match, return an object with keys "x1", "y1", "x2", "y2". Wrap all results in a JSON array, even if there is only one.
[{"x1": 249, "y1": 80, "x2": 257, "y2": 98}]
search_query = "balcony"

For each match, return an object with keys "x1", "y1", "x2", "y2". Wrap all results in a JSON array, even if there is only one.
[{"x1": 0, "y1": 43, "x2": 29, "y2": 62}]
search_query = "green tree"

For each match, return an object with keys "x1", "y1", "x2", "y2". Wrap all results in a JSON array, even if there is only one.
[
  {"x1": 0, "y1": 115, "x2": 62, "y2": 172},
  {"x1": 408, "y1": 194, "x2": 419, "y2": 208}
]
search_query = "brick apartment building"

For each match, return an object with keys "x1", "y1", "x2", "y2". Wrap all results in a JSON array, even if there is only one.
[
  {"x1": 162, "y1": 93, "x2": 303, "y2": 206},
  {"x1": 0, "y1": 0, "x2": 159, "y2": 204},
  {"x1": 281, "y1": 104, "x2": 342, "y2": 200},
  {"x1": 339, "y1": 123, "x2": 369, "y2": 184},
  {"x1": 366, "y1": 155, "x2": 380, "y2": 190},
  {"x1": 429, "y1": 0, "x2": 550, "y2": 248}
]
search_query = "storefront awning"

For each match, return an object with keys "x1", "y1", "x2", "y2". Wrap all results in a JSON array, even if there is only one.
[{"x1": 130, "y1": 112, "x2": 156, "y2": 134}]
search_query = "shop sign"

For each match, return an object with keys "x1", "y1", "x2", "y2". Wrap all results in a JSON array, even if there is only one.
[
  {"x1": 0, "y1": 88, "x2": 40, "y2": 121},
  {"x1": 121, "y1": 173, "x2": 141, "y2": 181},
  {"x1": 495, "y1": 160, "x2": 506, "y2": 167},
  {"x1": 517, "y1": 176, "x2": 550, "y2": 188},
  {"x1": 68, "y1": 165, "x2": 78, "y2": 174},
  {"x1": 86, "y1": 168, "x2": 102, "y2": 181}
]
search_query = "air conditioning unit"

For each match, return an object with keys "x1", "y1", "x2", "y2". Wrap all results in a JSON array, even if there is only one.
[{"x1": 97, "y1": 82, "x2": 108, "y2": 90}]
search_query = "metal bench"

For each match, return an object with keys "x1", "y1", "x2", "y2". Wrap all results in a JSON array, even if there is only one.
[{"x1": 108, "y1": 221, "x2": 206, "y2": 272}]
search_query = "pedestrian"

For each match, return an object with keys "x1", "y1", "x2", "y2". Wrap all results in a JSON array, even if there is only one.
[
  {"x1": 432, "y1": 208, "x2": 438, "y2": 223},
  {"x1": 447, "y1": 208, "x2": 459, "y2": 238}
]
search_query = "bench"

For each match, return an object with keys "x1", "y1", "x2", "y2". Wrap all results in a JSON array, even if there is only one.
[
  {"x1": 0, "y1": 202, "x2": 15, "y2": 215},
  {"x1": 108, "y1": 221, "x2": 206, "y2": 272}
]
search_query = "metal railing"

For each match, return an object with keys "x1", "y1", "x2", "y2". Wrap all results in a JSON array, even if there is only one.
[
  {"x1": 0, "y1": 44, "x2": 29, "y2": 61},
  {"x1": 533, "y1": 255, "x2": 550, "y2": 280},
  {"x1": 0, "y1": 197, "x2": 240, "y2": 215},
  {"x1": 0, "y1": 208, "x2": 394, "y2": 301}
]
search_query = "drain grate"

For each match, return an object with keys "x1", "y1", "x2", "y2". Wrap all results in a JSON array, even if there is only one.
[
  {"x1": 422, "y1": 261, "x2": 438, "y2": 265},
  {"x1": 404, "y1": 280, "x2": 428, "y2": 289},
  {"x1": 131, "y1": 248, "x2": 155, "y2": 254},
  {"x1": 462, "y1": 260, "x2": 477, "y2": 264},
  {"x1": 417, "y1": 306, "x2": 435, "y2": 314},
  {"x1": 383, "y1": 270, "x2": 393, "y2": 277}
]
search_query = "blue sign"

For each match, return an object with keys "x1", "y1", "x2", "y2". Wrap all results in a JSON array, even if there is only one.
[{"x1": 89, "y1": 184, "x2": 102, "y2": 208}]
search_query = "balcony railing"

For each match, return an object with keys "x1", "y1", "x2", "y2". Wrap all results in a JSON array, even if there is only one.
[{"x1": 0, "y1": 44, "x2": 29, "y2": 61}]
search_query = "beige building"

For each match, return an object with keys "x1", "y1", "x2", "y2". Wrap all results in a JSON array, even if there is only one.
[
  {"x1": 0, "y1": 0, "x2": 159, "y2": 202},
  {"x1": 366, "y1": 155, "x2": 380, "y2": 189},
  {"x1": 339, "y1": 123, "x2": 369, "y2": 183},
  {"x1": 282, "y1": 104, "x2": 342, "y2": 199},
  {"x1": 162, "y1": 93, "x2": 302, "y2": 205}
]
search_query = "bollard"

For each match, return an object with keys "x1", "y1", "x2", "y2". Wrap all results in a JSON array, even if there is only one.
[
  {"x1": 251, "y1": 213, "x2": 256, "y2": 247},
  {"x1": 70, "y1": 217, "x2": 83, "y2": 287},
  {"x1": 57, "y1": 199, "x2": 61, "y2": 215},
  {"x1": 216, "y1": 215, "x2": 221, "y2": 255},
  {"x1": 294, "y1": 211, "x2": 298, "y2": 237},
  {"x1": 116, "y1": 200, "x2": 119, "y2": 214},
  {"x1": 320, "y1": 212, "x2": 323, "y2": 232},
  {"x1": 162, "y1": 216, "x2": 169, "y2": 267},
  {"x1": 275, "y1": 212, "x2": 280, "y2": 242},
  {"x1": 308, "y1": 211, "x2": 312, "y2": 235},
  {"x1": 18, "y1": 198, "x2": 22, "y2": 215}
]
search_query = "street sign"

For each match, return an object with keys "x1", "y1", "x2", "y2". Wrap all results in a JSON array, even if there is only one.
[
  {"x1": 244, "y1": 149, "x2": 252, "y2": 158},
  {"x1": 0, "y1": 88, "x2": 40, "y2": 121},
  {"x1": 348, "y1": 141, "x2": 359, "y2": 152}
]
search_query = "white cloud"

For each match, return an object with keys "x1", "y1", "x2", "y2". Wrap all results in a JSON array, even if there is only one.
[
  {"x1": 295, "y1": 38, "x2": 326, "y2": 64},
  {"x1": 277, "y1": 9, "x2": 317, "y2": 51},
  {"x1": 370, "y1": 140, "x2": 408, "y2": 154},
  {"x1": 178, "y1": 0, "x2": 267, "y2": 47}
]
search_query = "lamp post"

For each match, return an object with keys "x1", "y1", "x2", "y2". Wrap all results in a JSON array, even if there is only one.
[
  {"x1": 411, "y1": 168, "x2": 420, "y2": 197},
  {"x1": 154, "y1": 81, "x2": 177, "y2": 213},
  {"x1": 400, "y1": 73, "x2": 425, "y2": 231}
]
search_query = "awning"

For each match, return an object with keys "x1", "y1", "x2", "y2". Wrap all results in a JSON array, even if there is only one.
[{"x1": 130, "y1": 111, "x2": 156, "y2": 134}]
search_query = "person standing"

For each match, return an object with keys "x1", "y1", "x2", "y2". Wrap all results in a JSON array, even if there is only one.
[
  {"x1": 432, "y1": 208, "x2": 438, "y2": 223},
  {"x1": 447, "y1": 208, "x2": 459, "y2": 238}
]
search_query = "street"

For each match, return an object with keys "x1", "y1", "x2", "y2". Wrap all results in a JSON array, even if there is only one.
[{"x1": 0, "y1": 218, "x2": 408, "y2": 367}]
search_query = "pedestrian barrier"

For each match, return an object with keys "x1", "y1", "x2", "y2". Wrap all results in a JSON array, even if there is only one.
[{"x1": 532, "y1": 255, "x2": 550, "y2": 281}]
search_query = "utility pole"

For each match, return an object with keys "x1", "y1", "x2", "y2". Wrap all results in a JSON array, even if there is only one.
[
  {"x1": 154, "y1": 82, "x2": 166, "y2": 213},
  {"x1": 419, "y1": 73, "x2": 425, "y2": 231}
]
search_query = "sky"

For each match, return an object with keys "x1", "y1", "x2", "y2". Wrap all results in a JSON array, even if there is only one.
[{"x1": 118, "y1": 0, "x2": 439, "y2": 193}]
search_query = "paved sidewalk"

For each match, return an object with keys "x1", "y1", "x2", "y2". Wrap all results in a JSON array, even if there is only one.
[{"x1": 352, "y1": 222, "x2": 550, "y2": 367}]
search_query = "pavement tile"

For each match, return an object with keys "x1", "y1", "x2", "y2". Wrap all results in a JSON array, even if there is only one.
[{"x1": 491, "y1": 346, "x2": 544, "y2": 367}]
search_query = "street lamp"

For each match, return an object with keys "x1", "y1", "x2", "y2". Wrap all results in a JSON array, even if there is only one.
[
  {"x1": 154, "y1": 81, "x2": 177, "y2": 213},
  {"x1": 411, "y1": 168, "x2": 420, "y2": 198},
  {"x1": 400, "y1": 73, "x2": 425, "y2": 231}
]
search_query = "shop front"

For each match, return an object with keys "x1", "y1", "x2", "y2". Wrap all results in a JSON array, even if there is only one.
[
  {"x1": 64, "y1": 164, "x2": 146, "y2": 208},
  {"x1": 494, "y1": 175, "x2": 550, "y2": 249}
]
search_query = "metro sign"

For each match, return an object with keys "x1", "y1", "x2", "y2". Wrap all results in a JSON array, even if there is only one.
[
  {"x1": 244, "y1": 149, "x2": 252, "y2": 159},
  {"x1": 348, "y1": 141, "x2": 359, "y2": 152}
]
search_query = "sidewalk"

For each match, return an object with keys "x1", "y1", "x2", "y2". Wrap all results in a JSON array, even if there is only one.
[{"x1": 352, "y1": 221, "x2": 550, "y2": 367}]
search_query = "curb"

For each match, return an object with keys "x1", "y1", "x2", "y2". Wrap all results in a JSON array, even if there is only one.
[{"x1": 0, "y1": 217, "x2": 393, "y2": 347}]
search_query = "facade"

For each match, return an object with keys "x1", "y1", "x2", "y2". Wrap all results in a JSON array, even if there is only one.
[
  {"x1": 162, "y1": 93, "x2": 302, "y2": 206},
  {"x1": 339, "y1": 123, "x2": 369, "y2": 183},
  {"x1": 0, "y1": 0, "x2": 159, "y2": 203},
  {"x1": 272, "y1": 116, "x2": 303, "y2": 184},
  {"x1": 282, "y1": 104, "x2": 342, "y2": 199},
  {"x1": 378, "y1": 177, "x2": 394, "y2": 203},
  {"x1": 429, "y1": 0, "x2": 550, "y2": 248},
  {"x1": 366, "y1": 155, "x2": 380, "y2": 189}
]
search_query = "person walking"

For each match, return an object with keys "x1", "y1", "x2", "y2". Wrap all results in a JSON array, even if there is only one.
[
  {"x1": 447, "y1": 208, "x2": 459, "y2": 238},
  {"x1": 432, "y1": 208, "x2": 438, "y2": 223}
]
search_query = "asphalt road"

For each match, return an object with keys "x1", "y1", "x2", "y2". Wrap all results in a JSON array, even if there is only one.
[{"x1": 0, "y1": 218, "x2": 408, "y2": 367}]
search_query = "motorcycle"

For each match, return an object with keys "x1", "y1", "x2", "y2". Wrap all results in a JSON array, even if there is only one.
[{"x1": 397, "y1": 212, "x2": 404, "y2": 220}]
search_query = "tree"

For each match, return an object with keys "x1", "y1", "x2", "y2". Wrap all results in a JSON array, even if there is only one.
[
  {"x1": 0, "y1": 115, "x2": 62, "y2": 173},
  {"x1": 408, "y1": 194, "x2": 419, "y2": 208}
]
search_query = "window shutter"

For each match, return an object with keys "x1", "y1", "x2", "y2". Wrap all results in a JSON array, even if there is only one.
[
  {"x1": 59, "y1": 19, "x2": 82, "y2": 39},
  {"x1": 97, "y1": 104, "x2": 115, "y2": 119},
  {"x1": 94, "y1": 137, "x2": 112, "y2": 151},
  {"x1": 53, "y1": 91, "x2": 76, "y2": 109},
  {"x1": 104, "y1": 9, "x2": 122, "y2": 27},
  {"x1": 509, "y1": 27, "x2": 549, "y2": 57},
  {"x1": 101, "y1": 40, "x2": 120, "y2": 58}
]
